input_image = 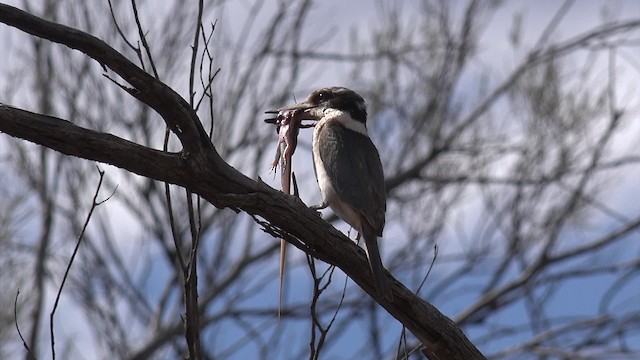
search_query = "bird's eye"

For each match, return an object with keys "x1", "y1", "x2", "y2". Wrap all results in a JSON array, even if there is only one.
[{"x1": 316, "y1": 91, "x2": 331, "y2": 102}]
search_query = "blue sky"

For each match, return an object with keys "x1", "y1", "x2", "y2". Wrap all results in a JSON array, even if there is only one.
[{"x1": 1, "y1": 0, "x2": 639, "y2": 359}]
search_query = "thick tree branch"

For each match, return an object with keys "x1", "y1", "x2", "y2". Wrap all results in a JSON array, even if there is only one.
[
  {"x1": 0, "y1": 4, "x2": 485, "y2": 359},
  {"x1": 0, "y1": 105, "x2": 484, "y2": 360},
  {"x1": 0, "y1": 3, "x2": 209, "y2": 154},
  {"x1": 0, "y1": 105, "x2": 189, "y2": 185}
]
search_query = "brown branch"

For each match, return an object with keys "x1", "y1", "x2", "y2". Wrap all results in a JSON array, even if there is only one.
[
  {"x1": 0, "y1": 105, "x2": 189, "y2": 186},
  {"x1": 0, "y1": 3, "x2": 209, "y2": 153},
  {"x1": 0, "y1": 5, "x2": 485, "y2": 359},
  {"x1": 0, "y1": 88, "x2": 483, "y2": 359},
  {"x1": 0, "y1": 98, "x2": 483, "y2": 360}
]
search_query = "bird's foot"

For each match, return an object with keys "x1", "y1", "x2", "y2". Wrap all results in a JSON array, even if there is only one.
[{"x1": 309, "y1": 202, "x2": 328, "y2": 217}]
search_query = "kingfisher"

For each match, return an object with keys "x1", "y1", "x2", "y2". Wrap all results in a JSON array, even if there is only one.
[{"x1": 278, "y1": 87, "x2": 393, "y2": 300}]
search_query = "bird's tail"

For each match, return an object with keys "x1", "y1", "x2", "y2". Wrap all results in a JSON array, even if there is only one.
[{"x1": 362, "y1": 228, "x2": 393, "y2": 301}]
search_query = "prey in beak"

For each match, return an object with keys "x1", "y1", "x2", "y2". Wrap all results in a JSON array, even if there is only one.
[
  {"x1": 264, "y1": 100, "x2": 318, "y2": 171},
  {"x1": 264, "y1": 99, "x2": 323, "y2": 129},
  {"x1": 271, "y1": 87, "x2": 393, "y2": 301},
  {"x1": 263, "y1": 98, "x2": 318, "y2": 319},
  {"x1": 263, "y1": 87, "x2": 381, "y2": 316}
]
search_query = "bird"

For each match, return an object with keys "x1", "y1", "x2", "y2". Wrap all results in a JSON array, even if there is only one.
[{"x1": 277, "y1": 87, "x2": 393, "y2": 300}]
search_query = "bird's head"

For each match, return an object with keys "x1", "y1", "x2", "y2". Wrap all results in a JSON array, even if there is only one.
[{"x1": 278, "y1": 87, "x2": 368, "y2": 124}]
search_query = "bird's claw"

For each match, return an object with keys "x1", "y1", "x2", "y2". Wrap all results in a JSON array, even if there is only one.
[{"x1": 309, "y1": 203, "x2": 328, "y2": 217}]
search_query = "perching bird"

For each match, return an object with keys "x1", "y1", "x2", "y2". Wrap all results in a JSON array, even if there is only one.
[{"x1": 278, "y1": 87, "x2": 393, "y2": 300}]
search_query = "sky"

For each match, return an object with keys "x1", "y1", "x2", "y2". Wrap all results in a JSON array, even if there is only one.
[{"x1": 1, "y1": 0, "x2": 639, "y2": 359}]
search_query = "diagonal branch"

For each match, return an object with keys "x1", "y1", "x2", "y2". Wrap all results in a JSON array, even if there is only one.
[
  {"x1": 0, "y1": 4, "x2": 486, "y2": 359},
  {"x1": 0, "y1": 105, "x2": 189, "y2": 185},
  {"x1": 0, "y1": 104, "x2": 484, "y2": 360},
  {"x1": 0, "y1": 3, "x2": 209, "y2": 153}
]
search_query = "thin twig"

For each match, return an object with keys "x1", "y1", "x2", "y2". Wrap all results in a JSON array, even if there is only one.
[
  {"x1": 307, "y1": 252, "x2": 342, "y2": 360},
  {"x1": 399, "y1": 244, "x2": 439, "y2": 359},
  {"x1": 50, "y1": 167, "x2": 111, "y2": 360},
  {"x1": 130, "y1": 0, "x2": 159, "y2": 79},
  {"x1": 14, "y1": 290, "x2": 37, "y2": 360},
  {"x1": 163, "y1": 128, "x2": 186, "y2": 272},
  {"x1": 182, "y1": 2, "x2": 206, "y2": 357},
  {"x1": 189, "y1": 0, "x2": 205, "y2": 106},
  {"x1": 532, "y1": 0, "x2": 575, "y2": 50},
  {"x1": 107, "y1": 0, "x2": 145, "y2": 70},
  {"x1": 195, "y1": 21, "x2": 220, "y2": 112},
  {"x1": 184, "y1": 187, "x2": 204, "y2": 359}
]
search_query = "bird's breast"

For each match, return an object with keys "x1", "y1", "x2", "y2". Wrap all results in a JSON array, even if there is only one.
[
  {"x1": 312, "y1": 118, "x2": 364, "y2": 231},
  {"x1": 312, "y1": 119, "x2": 336, "y2": 204}
]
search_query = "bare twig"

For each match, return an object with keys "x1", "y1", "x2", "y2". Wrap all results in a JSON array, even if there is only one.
[
  {"x1": 307, "y1": 254, "x2": 340, "y2": 360},
  {"x1": 107, "y1": 0, "x2": 145, "y2": 71},
  {"x1": 189, "y1": 0, "x2": 204, "y2": 106},
  {"x1": 183, "y1": 189, "x2": 204, "y2": 360},
  {"x1": 130, "y1": 0, "x2": 159, "y2": 79},
  {"x1": 14, "y1": 290, "x2": 36, "y2": 360},
  {"x1": 50, "y1": 167, "x2": 111, "y2": 360}
]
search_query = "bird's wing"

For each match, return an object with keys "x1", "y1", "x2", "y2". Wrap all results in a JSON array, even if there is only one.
[{"x1": 319, "y1": 121, "x2": 386, "y2": 235}]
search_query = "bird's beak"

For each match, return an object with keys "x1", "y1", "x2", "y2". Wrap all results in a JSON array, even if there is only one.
[
  {"x1": 280, "y1": 101, "x2": 324, "y2": 120},
  {"x1": 265, "y1": 101, "x2": 324, "y2": 123}
]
